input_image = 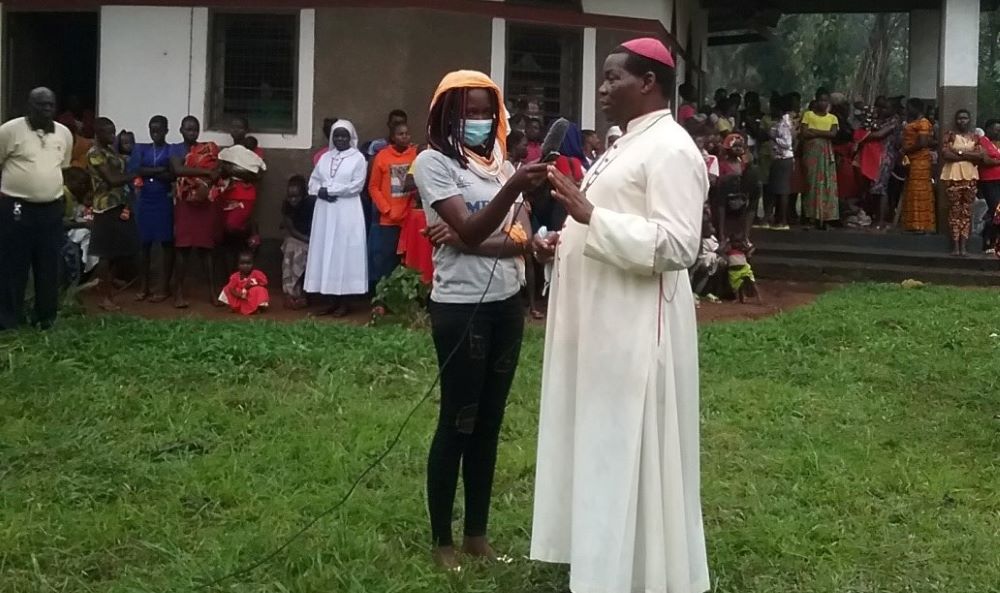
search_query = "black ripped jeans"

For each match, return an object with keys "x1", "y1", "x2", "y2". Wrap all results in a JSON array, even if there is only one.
[{"x1": 426, "y1": 295, "x2": 524, "y2": 547}]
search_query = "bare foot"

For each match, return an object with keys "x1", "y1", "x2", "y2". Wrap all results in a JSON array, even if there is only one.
[
  {"x1": 99, "y1": 298, "x2": 122, "y2": 312},
  {"x1": 134, "y1": 291, "x2": 149, "y2": 302},
  {"x1": 530, "y1": 308, "x2": 545, "y2": 320},
  {"x1": 462, "y1": 536, "x2": 497, "y2": 561},
  {"x1": 174, "y1": 296, "x2": 190, "y2": 309},
  {"x1": 148, "y1": 293, "x2": 169, "y2": 304},
  {"x1": 431, "y1": 546, "x2": 461, "y2": 572}
]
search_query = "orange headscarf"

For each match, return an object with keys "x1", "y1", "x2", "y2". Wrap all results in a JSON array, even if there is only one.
[
  {"x1": 428, "y1": 70, "x2": 510, "y2": 174},
  {"x1": 722, "y1": 133, "x2": 744, "y2": 150}
]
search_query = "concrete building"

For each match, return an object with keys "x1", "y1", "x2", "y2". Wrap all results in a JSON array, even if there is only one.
[
  {"x1": 0, "y1": 0, "x2": 992, "y2": 238},
  {"x1": 0, "y1": 0, "x2": 709, "y2": 237}
]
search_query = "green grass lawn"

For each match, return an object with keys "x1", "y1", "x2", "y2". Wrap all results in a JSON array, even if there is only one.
[{"x1": 1, "y1": 284, "x2": 999, "y2": 593}]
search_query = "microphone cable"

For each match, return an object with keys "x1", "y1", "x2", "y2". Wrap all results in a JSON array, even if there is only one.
[{"x1": 196, "y1": 199, "x2": 529, "y2": 590}]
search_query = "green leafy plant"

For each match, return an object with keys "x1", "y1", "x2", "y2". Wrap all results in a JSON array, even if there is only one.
[{"x1": 371, "y1": 266, "x2": 430, "y2": 327}]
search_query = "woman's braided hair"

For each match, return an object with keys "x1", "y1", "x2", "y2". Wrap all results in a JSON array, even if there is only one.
[{"x1": 427, "y1": 87, "x2": 500, "y2": 169}]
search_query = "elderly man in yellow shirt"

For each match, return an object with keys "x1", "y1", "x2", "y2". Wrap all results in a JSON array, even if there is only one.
[{"x1": 0, "y1": 87, "x2": 74, "y2": 330}]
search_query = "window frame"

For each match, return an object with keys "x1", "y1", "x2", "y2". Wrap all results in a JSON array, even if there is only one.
[
  {"x1": 206, "y1": 8, "x2": 301, "y2": 135},
  {"x1": 505, "y1": 23, "x2": 584, "y2": 125}
]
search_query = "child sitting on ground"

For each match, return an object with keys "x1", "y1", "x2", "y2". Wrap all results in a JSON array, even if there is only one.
[
  {"x1": 726, "y1": 237, "x2": 761, "y2": 304},
  {"x1": 281, "y1": 175, "x2": 313, "y2": 309},
  {"x1": 219, "y1": 251, "x2": 270, "y2": 315}
]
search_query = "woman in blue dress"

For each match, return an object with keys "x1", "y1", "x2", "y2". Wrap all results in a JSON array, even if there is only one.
[{"x1": 129, "y1": 115, "x2": 178, "y2": 301}]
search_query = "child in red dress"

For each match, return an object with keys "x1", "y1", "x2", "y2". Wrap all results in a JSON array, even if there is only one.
[{"x1": 220, "y1": 251, "x2": 270, "y2": 315}]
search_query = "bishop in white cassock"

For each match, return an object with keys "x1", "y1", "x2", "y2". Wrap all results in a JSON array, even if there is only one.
[{"x1": 529, "y1": 38, "x2": 711, "y2": 593}]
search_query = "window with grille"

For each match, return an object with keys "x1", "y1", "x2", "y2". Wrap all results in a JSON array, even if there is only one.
[
  {"x1": 506, "y1": 24, "x2": 582, "y2": 124},
  {"x1": 208, "y1": 12, "x2": 299, "y2": 133}
]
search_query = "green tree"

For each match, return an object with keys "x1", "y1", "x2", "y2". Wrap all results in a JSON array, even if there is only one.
[{"x1": 708, "y1": 13, "x2": 908, "y2": 105}]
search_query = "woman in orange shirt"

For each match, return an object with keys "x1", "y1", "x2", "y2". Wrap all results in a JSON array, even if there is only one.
[{"x1": 367, "y1": 122, "x2": 417, "y2": 289}]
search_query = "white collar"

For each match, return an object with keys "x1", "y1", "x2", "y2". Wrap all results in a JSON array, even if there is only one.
[{"x1": 625, "y1": 109, "x2": 672, "y2": 136}]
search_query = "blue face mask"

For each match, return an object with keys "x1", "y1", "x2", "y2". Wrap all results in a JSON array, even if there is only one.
[{"x1": 462, "y1": 119, "x2": 494, "y2": 147}]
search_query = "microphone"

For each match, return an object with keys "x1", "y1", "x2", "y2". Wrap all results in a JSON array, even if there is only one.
[{"x1": 539, "y1": 118, "x2": 571, "y2": 163}]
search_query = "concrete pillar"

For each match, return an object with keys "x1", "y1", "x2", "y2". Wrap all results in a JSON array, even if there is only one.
[
  {"x1": 909, "y1": 10, "x2": 940, "y2": 101},
  {"x1": 937, "y1": 0, "x2": 980, "y2": 233},
  {"x1": 939, "y1": 0, "x2": 980, "y2": 125}
]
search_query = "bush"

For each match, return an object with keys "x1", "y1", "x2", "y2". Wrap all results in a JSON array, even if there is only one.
[{"x1": 371, "y1": 266, "x2": 430, "y2": 327}]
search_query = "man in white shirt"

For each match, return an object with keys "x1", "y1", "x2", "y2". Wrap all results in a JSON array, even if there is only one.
[
  {"x1": 0, "y1": 88, "x2": 73, "y2": 330},
  {"x1": 530, "y1": 38, "x2": 711, "y2": 593}
]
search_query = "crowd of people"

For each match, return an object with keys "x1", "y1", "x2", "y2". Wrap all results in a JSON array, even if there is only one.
[
  {"x1": 0, "y1": 81, "x2": 617, "y2": 329},
  {"x1": 677, "y1": 84, "x2": 1000, "y2": 260},
  {"x1": 9, "y1": 79, "x2": 998, "y2": 330}
]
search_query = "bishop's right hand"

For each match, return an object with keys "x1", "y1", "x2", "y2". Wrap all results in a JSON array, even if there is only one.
[{"x1": 532, "y1": 231, "x2": 560, "y2": 264}]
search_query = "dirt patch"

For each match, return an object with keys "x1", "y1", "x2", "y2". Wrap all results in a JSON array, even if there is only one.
[
  {"x1": 695, "y1": 280, "x2": 831, "y2": 324},
  {"x1": 78, "y1": 280, "x2": 830, "y2": 326}
]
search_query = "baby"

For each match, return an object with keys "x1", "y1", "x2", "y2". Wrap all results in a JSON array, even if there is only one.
[{"x1": 219, "y1": 251, "x2": 270, "y2": 315}]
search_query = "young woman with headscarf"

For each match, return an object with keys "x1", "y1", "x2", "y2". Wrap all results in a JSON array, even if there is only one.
[
  {"x1": 304, "y1": 120, "x2": 369, "y2": 316},
  {"x1": 411, "y1": 70, "x2": 547, "y2": 570}
]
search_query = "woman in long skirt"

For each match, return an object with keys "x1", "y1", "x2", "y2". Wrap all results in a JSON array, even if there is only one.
[
  {"x1": 900, "y1": 98, "x2": 937, "y2": 233},
  {"x1": 800, "y1": 98, "x2": 840, "y2": 229},
  {"x1": 304, "y1": 120, "x2": 369, "y2": 316}
]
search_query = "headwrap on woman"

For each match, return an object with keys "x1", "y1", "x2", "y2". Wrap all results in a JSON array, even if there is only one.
[
  {"x1": 558, "y1": 121, "x2": 588, "y2": 168},
  {"x1": 721, "y1": 133, "x2": 744, "y2": 150},
  {"x1": 427, "y1": 70, "x2": 509, "y2": 180},
  {"x1": 317, "y1": 119, "x2": 362, "y2": 185},
  {"x1": 329, "y1": 119, "x2": 360, "y2": 152}
]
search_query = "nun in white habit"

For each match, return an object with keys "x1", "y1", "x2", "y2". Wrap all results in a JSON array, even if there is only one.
[{"x1": 305, "y1": 119, "x2": 369, "y2": 316}]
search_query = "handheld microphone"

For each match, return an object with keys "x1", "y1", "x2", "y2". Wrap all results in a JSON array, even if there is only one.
[{"x1": 539, "y1": 118, "x2": 571, "y2": 163}]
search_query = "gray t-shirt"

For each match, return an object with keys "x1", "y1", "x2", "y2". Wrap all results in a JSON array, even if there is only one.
[{"x1": 412, "y1": 149, "x2": 522, "y2": 304}]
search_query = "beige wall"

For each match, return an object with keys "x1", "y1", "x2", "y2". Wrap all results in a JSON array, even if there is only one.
[
  {"x1": 255, "y1": 7, "x2": 492, "y2": 238},
  {"x1": 312, "y1": 7, "x2": 492, "y2": 145}
]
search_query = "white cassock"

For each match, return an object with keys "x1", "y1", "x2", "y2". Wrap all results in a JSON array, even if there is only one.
[{"x1": 531, "y1": 109, "x2": 711, "y2": 593}]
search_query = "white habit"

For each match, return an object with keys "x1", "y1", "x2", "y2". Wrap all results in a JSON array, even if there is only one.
[
  {"x1": 531, "y1": 109, "x2": 710, "y2": 593},
  {"x1": 304, "y1": 120, "x2": 369, "y2": 296}
]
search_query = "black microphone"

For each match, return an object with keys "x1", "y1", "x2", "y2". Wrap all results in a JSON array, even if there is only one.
[{"x1": 539, "y1": 118, "x2": 571, "y2": 163}]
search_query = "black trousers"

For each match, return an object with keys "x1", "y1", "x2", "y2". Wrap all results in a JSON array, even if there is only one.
[
  {"x1": 426, "y1": 296, "x2": 524, "y2": 547},
  {"x1": 0, "y1": 197, "x2": 64, "y2": 330}
]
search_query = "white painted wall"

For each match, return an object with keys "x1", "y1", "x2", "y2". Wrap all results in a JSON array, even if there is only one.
[
  {"x1": 581, "y1": 27, "x2": 597, "y2": 129},
  {"x1": 940, "y1": 0, "x2": 980, "y2": 88},
  {"x1": 98, "y1": 6, "x2": 314, "y2": 149},
  {"x1": 582, "y1": 0, "x2": 672, "y2": 29},
  {"x1": 99, "y1": 6, "x2": 195, "y2": 144},
  {"x1": 909, "y1": 10, "x2": 940, "y2": 99},
  {"x1": 491, "y1": 18, "x2": 506, "y2": 92}
]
